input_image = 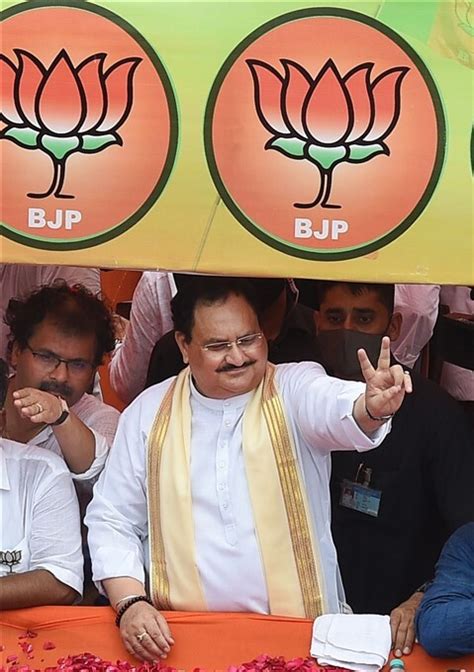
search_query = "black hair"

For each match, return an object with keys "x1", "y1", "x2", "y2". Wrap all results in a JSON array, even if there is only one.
[
  {"x1": 0, "y1": 358, "x2": 8, "y2": 409},
  {"x1": 317, "y1": 281, "x2": 395, "y2": 315},
  {"x1": 171, "y1": 276, "x2": 260, "y2": 342},
  {"x1": 5, "y1": 280, "x2": 116, "y2": 366}
]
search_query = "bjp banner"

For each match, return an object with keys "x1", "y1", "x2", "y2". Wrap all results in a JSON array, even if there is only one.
[{"x1": 1, "y1": 1, "x2": 472, "y2": 283}]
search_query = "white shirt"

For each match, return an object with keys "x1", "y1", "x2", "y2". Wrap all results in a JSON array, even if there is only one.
[
  {"x1": 86, "y1": 362, "x2": 390, "y2": 614},
  {"x1": 31, "y1": 393, "x2": 120, "y2": 481},
  {"x1": 0, "y1": 264, "x2": 101, "y2": 363},
  {"x1": 0, "y1": 438, "x2": 83, "y2": 596},
  {"x1": 109, "y1": 272, "x2": 175, "y2": 404},
  {"x1": 393, "y1": 285, "x2": 473, "y2": 401}
]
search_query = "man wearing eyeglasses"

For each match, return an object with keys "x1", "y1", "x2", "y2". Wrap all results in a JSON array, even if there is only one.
[
  {"x1": 86, "y1": 276, "x2": 412, "y2": 663},
  {"x1": 4, "y1": 281, "x2": 119, "y2": 481}
]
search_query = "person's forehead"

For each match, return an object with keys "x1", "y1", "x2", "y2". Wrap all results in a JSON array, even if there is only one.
[
  {"x1": 192, "y1": 294, "x2": 258, "y2": 338},
  {"x1": 321, "y1": 286, "x2": 385, "y2": 312},
  {"x1": 29, "y1": 319, "x2": 96, "y2": 353}
]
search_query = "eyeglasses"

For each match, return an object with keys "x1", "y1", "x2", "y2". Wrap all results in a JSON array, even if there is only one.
[
  {"x1": 25, "y1": 344, "x2": 95, "y2": 376},
  {"x1": 201, "y1": 332, "x2": 264, "y2": 354}
]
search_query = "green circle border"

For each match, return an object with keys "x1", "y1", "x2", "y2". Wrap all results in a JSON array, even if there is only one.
[
  {"x1": 1, "y1": 0, "x2": 179, "y2": 251},
  {"x1": 204, "y1": 7, "x2": 446, "y2": 262}
]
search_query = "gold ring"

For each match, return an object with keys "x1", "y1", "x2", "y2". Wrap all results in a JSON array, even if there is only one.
[
  {"x1": 136, "y1": 630, "x2": 148, "y2": 643},
  {"x1": 36, "y1": 402, "x2": 44, "y2": 414}
]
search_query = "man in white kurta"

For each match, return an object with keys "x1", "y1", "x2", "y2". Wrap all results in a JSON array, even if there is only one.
[
  {"x1": 0, "y1": 438, "x2": 84, "y2": 606},
  {"x1": 86, "y1": 277, "x2": 411, "y2": 663},
  {"x1": 89, "y1": 363, "x2": 387, "y2": 610}
]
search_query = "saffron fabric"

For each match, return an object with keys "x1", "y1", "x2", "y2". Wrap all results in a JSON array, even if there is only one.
[{"x1": 1, "y1": 607, "x2": 474, "y2": 670}]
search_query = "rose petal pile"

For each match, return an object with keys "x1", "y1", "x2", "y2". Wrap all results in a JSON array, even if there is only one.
[{"x1": 1, "y1": 651, "x2": 353, "y2": 672}]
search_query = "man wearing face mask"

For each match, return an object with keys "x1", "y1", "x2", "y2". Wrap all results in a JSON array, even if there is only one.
[{"x1": 315, "y1": 281, "x2": 474, "y2": 659}]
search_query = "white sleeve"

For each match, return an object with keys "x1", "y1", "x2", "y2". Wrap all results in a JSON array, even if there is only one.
[
  {"x1": 70, "y1": 397, "x2": 120, "y2": 481},
  {"x1": 31, "y1": 465, "x2": 84, "y2": 596},
  {"x1": 85, "y1": 403, "x2": 150, "y2": 589},
  {"x1": 391, "y1": 284, "x2": 440, "y2": 367},
  {"x1": 109, "y1": 272, "x2": 174, "y2": 404},
  {"x1": 276, "y1": 363, "x2": 390, "y2": 454}
]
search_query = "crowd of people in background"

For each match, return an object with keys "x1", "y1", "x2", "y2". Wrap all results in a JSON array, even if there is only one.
[{"x1": 1, "y1": 263, "x2": 472, "y2": 662}]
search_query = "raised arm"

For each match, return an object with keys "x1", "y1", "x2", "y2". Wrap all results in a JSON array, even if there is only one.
[{"x1": 353, "y1": 336, "x2": 412, "y2": 435}]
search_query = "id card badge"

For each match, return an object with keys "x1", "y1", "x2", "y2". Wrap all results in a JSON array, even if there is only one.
[{"x1": 340, "y1": 479, "x2": 382, "y2": 517}]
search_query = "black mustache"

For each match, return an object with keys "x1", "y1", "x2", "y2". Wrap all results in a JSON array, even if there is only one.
[
  {"x1": 40, "y1": 380, "x2": 73, "y2": 399},
  {"x1": 216, "y1": 360, "x2": 256, "y2": 373}
]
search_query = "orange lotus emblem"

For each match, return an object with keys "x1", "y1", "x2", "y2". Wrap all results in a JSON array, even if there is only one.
[
  {"x1": 0, "y1": 49, "x2": 141, "y2": 198},
  {"x1": 247, "y1": 58, "x2": 408, "y2": 209}
]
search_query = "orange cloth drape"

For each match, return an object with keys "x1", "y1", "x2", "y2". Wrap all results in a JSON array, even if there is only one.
[{"x1": 1, "y1": 607, "x2": 474, "y2": 670}]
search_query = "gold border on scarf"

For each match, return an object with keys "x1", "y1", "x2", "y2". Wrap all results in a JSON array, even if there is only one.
[
  {"x1": 147, "y1": 380, "x2": 176, "y2": 610},
  {"x1": 263, "y1": 366, "x2": 324, "y2": 618}
]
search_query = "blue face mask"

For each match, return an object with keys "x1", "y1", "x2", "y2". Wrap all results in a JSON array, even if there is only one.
[{"x1": 317, "y1": 329, "x2": 385, "y2": 381}]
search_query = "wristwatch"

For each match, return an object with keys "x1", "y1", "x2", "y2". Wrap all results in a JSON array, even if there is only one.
[{"x1": 50, "y1": 397, "x2": 70, "y2": 427}]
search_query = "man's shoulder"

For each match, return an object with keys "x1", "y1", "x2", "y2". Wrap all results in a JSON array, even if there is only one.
[
  {"x1": 402, "y1": 369, "x2": 467, "y2": 417},
  {"x1": 73, "y1": 393, "x2": 120, "y2": 418},
  {"x1": 1, "y1": 437, "x2": 70, "y2": 475},
  {"x1": 274, "y1": 361, "x2": 327, "y2": 388},
  {"x1": 445, "y1": 522, "x2": 474, "y2": 557},
  {"x1": 125, "y1": 375, "x2": 178, "y2": 417}
]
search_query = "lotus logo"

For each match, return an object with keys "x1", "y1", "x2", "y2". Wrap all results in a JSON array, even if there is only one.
[
  {"x1": 0, "y1": 49, "x2": 141, "y2": 198},
  {"x1": 0, "y1": 549, "x2": 22, "y2": 573},
  {"x1": 247, "y1": 58, "x2": 408, "y2": 209}
]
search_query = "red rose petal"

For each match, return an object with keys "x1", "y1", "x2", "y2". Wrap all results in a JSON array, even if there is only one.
[{"x1": 42, "y1": 643, "x2": 56, "y2": 651}]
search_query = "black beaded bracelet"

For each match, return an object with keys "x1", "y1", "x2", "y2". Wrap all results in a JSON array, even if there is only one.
[
  {"x1": 115, "y1": 595, "x2": 153, "y2": 627},
  {"x1": 365, "y1": 402, "x2": 393, "y2": 423}
]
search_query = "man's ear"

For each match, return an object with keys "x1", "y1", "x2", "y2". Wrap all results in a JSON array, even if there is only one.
[
  {"x1": 387, "y1": 312, "x2": 402, "y2": 341},
  {"x1": 175, "y1": 331, "x2": 190, "y2": 364},
  {"x1": 10, "y1": 341, "x2": 20, "y2": 368}
]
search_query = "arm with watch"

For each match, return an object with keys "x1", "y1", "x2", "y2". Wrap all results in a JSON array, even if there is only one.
[{"x1": 12, "y1": 387, "x2": 96, "y2": 475}]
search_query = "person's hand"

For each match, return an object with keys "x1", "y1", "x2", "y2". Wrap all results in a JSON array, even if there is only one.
[
  {"x1": 390, "y1": 591, "x2": 423, "y2": 657},
  {"x1": 358, "y1": 336, "x2": 412, "y2": 419},
  {"x1": 12, "y1": 388, "x2": 64, "y2": 425},
  {"x1": 120, "y1": 601, "x2": 174, "y2": 662}
]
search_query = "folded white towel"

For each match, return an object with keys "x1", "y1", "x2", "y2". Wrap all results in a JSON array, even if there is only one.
[{"x1": 311, "y1": 613, "x2": 391, "y2": 672}]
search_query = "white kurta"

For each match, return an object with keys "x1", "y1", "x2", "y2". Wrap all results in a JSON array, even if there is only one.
[
  {"x1": 0, "y1": 438, "x2": 83, "y2": 595},
  {"x1": 86, "y1": 362, "x2": 390, "y2": 614}
]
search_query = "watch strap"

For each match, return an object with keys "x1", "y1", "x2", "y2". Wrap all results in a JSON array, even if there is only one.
[{"x1": 49, "y1": 397, "x2": 70, "y2": 426}]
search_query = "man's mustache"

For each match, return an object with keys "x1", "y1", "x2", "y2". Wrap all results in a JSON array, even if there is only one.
[
  {"x1": 40, "y1": 380, "x2": 73, "y2": 399},
  {"x1": 216, "y1": 360, "x2": 256, "y2": 373}
]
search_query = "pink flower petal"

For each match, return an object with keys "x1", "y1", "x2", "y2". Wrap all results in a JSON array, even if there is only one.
[
  {"x1": 247, "y1": 60, "x2": 289, "y2": 136},
  {"x1": 14, "y1": 49, "x2": 45, "y2": 128},
  {"x1": 343, "y1": 63, "x2": 374, "y2": 143},
  {"x1": 42, "y1": 641, "x2": 56, "y2": 651},
  {"x1": 77, "y1": 53, "x2": 107, "y2": 133},
  {"x1": 96, "y1": 58, "x2": 141, "y2": 133},
  {"x1": 303, "y1": 59, "x2": 352, "y2": 145},
  {"x1": 0, "y1": 55, "x2": 23, "y2": 124},
  {"x1": 37, "y1": 50, "x2": 85, "y2": 135},
  {"x1": 281, "y1": 60, "x2": 312, "y2": 138},
  {"x1": 363, "y1": 66, "x2": 409, "y2": 143}
]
